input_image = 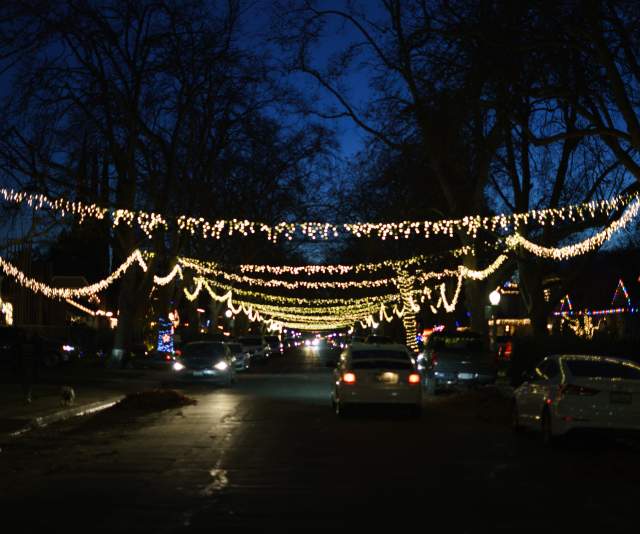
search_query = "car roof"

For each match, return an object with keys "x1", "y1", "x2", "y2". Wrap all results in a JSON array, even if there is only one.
[{"x1": 349, "y1": 342, "x2": 409, "y2": 352}]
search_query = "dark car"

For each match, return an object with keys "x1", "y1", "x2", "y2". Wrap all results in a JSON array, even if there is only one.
[
  {"x1": 264, "y1": 335, "x2": 283, "y2": 356},
  {"x1": 419, "y1": 331, "x2": 497, "y2": 394},
  {"x1": 364, "y1": 335, "x2": 394, "y2": 344},
  {"x1": 173, "y1": 341, "x2": 235, "y2": 385},
  {"x1": 0, "y1": 326, "x2": 79, "y2": 369}
]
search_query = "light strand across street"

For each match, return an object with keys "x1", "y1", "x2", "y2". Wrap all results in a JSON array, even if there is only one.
[{"x1": 3, "y1": 186, "x2": 636, "y2": 242}]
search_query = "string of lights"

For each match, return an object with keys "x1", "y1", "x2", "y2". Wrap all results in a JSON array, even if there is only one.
[
  {"x1": 3, "y1": 186, "x2": 636, "y2": 243},
  {"x1": 505, "y1": 197, "x2": 640, "y2": 260},
  {"x1": 0, "y1": 250, "x2": 147, "y2": 299}
]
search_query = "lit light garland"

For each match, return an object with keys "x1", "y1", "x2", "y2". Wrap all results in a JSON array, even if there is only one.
[
  {"x1": 0, "y1": 188, "x2": 168, "y2": 237},
  {"x1": 505, "y1": 196, "x2": 640, "y2": 260},
  {"x1": 0, "y1": 250, "x2": 147, "y2": 299},
  {"x1": 611, "y1": 279, "x2": 631, "y2": 308},
  {"x1": 179, "y1": 258, "x2": 395, "y2": 290},
  {"x1": 4, "y1": 186, "x2": 636, "y2": 242},
  {"x1": 396, "y1": 272, "x2": 420, "y2": 351},
  {"x1": 235, "y1": 247, "x2": 473, "y2": 276}
]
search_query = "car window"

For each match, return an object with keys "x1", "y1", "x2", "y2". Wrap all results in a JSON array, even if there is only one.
[
  {"x1": 565, "y1": 359, "x2": 640, "y2": 380},
  {"x1": 351, "y1": 350, "x2": 410, "y2": 361},
  {"x1": 365, "y1": 336, "x2": 393, "y2": 344},
  {"x1": 183, "y1": 342, "x2": 226, "y2": 359},
  {"x1": 352, "y1": 360, "x2": 413, "y2": 370},
  {"x1": 427, "y1": 335, "x2": 484, "y2": 351}
]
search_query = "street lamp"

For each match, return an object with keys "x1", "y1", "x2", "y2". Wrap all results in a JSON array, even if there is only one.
[{"x1": 488, "y1": 290, "x2": 501, "y2": 351}]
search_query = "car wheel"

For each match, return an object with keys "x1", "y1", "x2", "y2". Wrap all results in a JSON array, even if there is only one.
[
  {"x1": 541, "y1": 408, "x2": 557, "y2": 447},
  {"x1": 424, "y1": 375, "x2": 437, "y2": 396},
  {"x1": 335, "y1": 397, "x2": 350, "y2": 417}
]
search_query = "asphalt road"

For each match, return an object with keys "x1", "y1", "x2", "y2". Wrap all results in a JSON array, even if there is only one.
[{"x1": 1, "y1": 346, "x2": 639, "y2": 533}]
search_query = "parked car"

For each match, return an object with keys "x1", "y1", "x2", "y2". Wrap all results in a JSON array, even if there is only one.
[
  {"x1": 419, "y1": 331, "x2": 496, "y2": 394},
  {"x1": 329, "y1": 343, "x2": 422, "y2": 416},
  {"x1": 0, "y1": 326, "x2": 81, "y2": 369},
  {"x1": 512, "y1": 354, "x2": 640, "y2": 445},
  {"x1": 238, "y1": 336, "x2": 269, "y2": 364},
  {"x1": 225, "y1": 341, "x2": 251, "y2": 371},
  {"x1": 264, "y1": 335, "x2": 283, "y2": 356},
  {"x1": 122, "y1": 344, "x2": 176, "y2": 370},
  {"x1": 283, "y1": 337, "x2": 298, "y2": 350},
  {"x1": 172, "y1": 341, "x2": 235, "y2": 385}
]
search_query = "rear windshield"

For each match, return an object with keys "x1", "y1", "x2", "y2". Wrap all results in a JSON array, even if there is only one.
[
  {"x1": 428, "y1": 335, "x2": 484, "y2": 351},
  {"x1": 352, "y1": 350, "x2": 409, "y2": 361},
  {"x1": 183, "y1": 343, "x2": 225, "y2": 359},
  {"x1": 352, "y1": 360, "x2": 413, "y2": 370},
  {"x1": 240, "y1": 337, "x2": 262, "y2": 345},
  {"x1": 366, "y1": 336, "x2": 393, "y2": 343},
  {"x1": 565, "y1": 359, "x2": 640, "y2": 380}
]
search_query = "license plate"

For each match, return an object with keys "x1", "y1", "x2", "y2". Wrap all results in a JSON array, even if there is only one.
[
  {"x1": 610, "y1": 392, "x2": 632, "y2": 404},
  {"x1": 458, "y1": 372, "x2": 475, "y2": 380},
  {"x1": 377, "y1": 372, "x2": 398, "y2": 384}
]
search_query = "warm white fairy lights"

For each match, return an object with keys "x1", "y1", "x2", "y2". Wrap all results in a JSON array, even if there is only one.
[
  {"x1": 0, "y1": 250, "x2": 147, "y2": 300},
  {"x1": 0, "y1": 188, "x2": 168, "y2": 237},
  {"x1": 5, "y1": 187, "x2": 636, "y2": 243},
  {"x1": 506, "y1": 196, "x2": 640, "y2": 260}
]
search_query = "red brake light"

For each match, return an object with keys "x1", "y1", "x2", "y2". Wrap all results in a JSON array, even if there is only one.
[
  {"x1": 342, "y1": 372, "x2": 356, "y2": 384},
  {"x1": 504, "y1": 341, "x2": 512, "y2": 359},
  {"x1": 175, "y1": 349, "x2": 182, "y2": 356},
  {"x1": 408, "y1": 373, "x2": 421, "y2": 384},
  {"x1": 165, "y1": 355, "x2": 171, "y2": 361},
  {"x1": 431, "y1": 352, "x2": 438, "y2": 366},
  {"x1": 559, "y1": 384, "x2": 600, "y2": 397}
]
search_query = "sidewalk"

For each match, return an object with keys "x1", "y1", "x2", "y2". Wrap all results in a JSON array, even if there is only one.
[{"x1": 0, "y1": 364, "x2": 168, "y2": 439}]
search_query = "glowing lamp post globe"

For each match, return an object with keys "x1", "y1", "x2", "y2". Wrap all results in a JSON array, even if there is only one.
[{"x1": 488, "y1": 290, "x2": 501, "y2": 351}]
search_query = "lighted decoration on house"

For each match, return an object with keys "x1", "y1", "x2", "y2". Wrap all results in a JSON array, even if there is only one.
[
  {"x1": 156, "y1": 317, "x2": 174, "y2": 353},
  {"x1": 558, "y1": 294, "x2": 573, "y2": 313},
  {"x1": 611, "y1": 279, "x2": 632, "y2": 308}
]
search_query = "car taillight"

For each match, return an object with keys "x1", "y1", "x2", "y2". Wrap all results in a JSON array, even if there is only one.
[
  {"x1": 408, "y1": 373, "x2": 421, "y2": 384},
  {"x1": 431, "y1": 352, "x2": 438, "y2": 366},
  {"x1": 175, "y1": 349, "x2": 182, "y2": 357},
  {"x1": 342, "y1": 372, "x2": 356, "y2": 384},
  {"x1": 559, "y1": 384, "x2": 600, "y2": 397},
  {"x1": 503, "y1": 341, "x2": 512, "y2": 359},
  {"x1": 165, "y1": 355, "x2": 171, "y2": 361}
]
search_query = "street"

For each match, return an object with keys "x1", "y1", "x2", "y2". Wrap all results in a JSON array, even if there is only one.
[{"x1": 1, "y1": 347, "x2": 639, "y2": 532}]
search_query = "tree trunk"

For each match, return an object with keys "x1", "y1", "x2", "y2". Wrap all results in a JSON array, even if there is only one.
[{"x1": 517, "y1": 258, "x2": 549, "y2": 338}]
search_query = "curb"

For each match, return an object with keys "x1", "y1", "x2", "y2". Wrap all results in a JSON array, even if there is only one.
[{"x1": 4, "y1": 397, "x2": 124, "y2": 439}]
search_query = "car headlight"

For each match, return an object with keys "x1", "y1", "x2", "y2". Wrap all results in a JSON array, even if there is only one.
[
  {"x1": 214, "y1": 361, "x2": 229, "y2": 371},
  {"x1": 173, "y1": 362, "x2": 185, "y2": 371},
  {"x1": 62, "y1": 344, "x2": 75, "y2": 352}
]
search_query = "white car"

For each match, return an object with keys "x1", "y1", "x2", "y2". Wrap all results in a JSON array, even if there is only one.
[
  {"x1": 512, "y1": 354, "x2": 640, "y2": 445},
  {"x1": 330, "y1": 343, "x2": 422, "y2": 416}
]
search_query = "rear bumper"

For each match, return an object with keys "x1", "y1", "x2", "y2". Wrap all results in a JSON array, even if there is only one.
[
  {"x1": 431, "y1": 370, "x2": 496, "y2": 388},
  {"x1": 553, "y1": 406, "x2": 640, "y2": 436},
  {"x1": 337, "y1": 385, "x2": 422, "y2": 405}
]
